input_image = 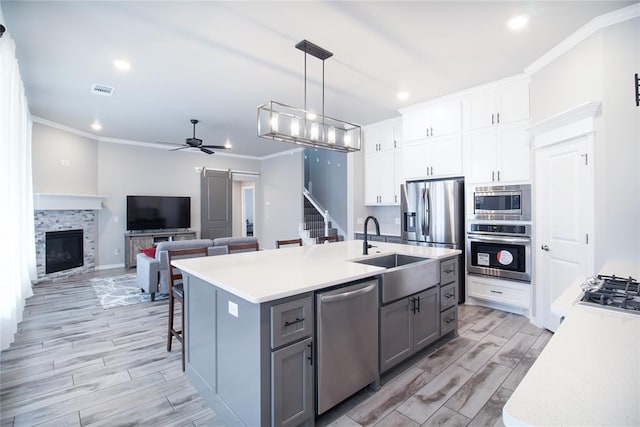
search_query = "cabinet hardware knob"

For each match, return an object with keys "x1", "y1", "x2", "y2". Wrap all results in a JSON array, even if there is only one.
[{"x1": 541, "y1": 244, "x2": 550, "y2": 251}]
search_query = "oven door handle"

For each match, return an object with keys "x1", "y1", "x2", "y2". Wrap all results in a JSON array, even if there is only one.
[{"x1": 467, "y1": 233, "x2": 531, "y2": 244}]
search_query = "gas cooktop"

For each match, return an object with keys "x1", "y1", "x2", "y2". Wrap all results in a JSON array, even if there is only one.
[{"x1": 577, "y1": 274, "x2": 640, "y2": 315}]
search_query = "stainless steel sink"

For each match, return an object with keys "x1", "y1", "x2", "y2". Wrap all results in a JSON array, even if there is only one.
[
  {"x1": 353, "y1": 254, "x2": 428, "y2": 269},
  {"x1": 352, "y1": 253, "x2": 440, "y2": 303}
]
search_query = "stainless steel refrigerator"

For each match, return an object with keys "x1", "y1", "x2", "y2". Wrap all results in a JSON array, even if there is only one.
[{"x1": 401, "y1": 178, "x2": 465, "y2": 301}]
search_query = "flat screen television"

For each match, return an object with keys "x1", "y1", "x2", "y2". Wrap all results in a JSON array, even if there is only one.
[{"x1": 126, "y1": 195, "x2": 191, "y2": 231}]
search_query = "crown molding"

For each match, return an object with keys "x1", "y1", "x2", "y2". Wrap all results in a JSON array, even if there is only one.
[
  {"x1": 32, "y1": 116, "x2": 99, "y2": 140},
  {"x1": 525, "y1": 3, "x2": 640, "y2": 76}
]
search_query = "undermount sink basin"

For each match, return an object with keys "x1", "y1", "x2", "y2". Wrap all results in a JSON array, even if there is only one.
[
  {"x1": 353, "y1": 253, "x2": 429, "y2": 269},
  {"x1": 352, "y1": 253, "x2": 440, "y2": 304}
]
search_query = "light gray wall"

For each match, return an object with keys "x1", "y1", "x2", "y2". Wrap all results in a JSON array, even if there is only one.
[
  {"x1": 305, "y1": 148, "x2": 347, "y2": 232},
  {"x1": 96, "y1": 142, "x2": 261, "y2": 267},
  {"x1": 530, "y1": 17, "x2": 640, "y2": 267},
  {"x1": 32, "y1": 123, "x2": 98, "y2": 194},
  {"x1": 260, "y1": 150, "x2": 304, "y2": 249}
]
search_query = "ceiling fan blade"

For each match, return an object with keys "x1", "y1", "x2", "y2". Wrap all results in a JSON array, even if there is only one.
[
  {"x1": 169, "y1": 145, "x2": 190, "y2": 151},
  {"x1": 200, "y1": 147, "x2": 214, "y2": 155},
  {"x1": 200, "y1": 144, "x2": 228, "y2": 149}
]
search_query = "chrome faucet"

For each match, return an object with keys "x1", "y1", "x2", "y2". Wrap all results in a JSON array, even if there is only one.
[{"x1": 363, "y1": 216, "x2": 381, "y2": 255}]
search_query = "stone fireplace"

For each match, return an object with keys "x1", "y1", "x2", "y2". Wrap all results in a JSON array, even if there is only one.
[{"x1": 34, "y1": 194, "x2": 105, "y2": 280}]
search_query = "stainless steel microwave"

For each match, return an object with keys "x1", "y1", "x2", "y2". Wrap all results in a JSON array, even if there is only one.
[{"x1": 471, "y1": 184, "x2": 531, "y2": 221}]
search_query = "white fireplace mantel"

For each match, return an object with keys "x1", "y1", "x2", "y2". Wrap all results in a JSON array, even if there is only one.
[{"x1": 34, "y1": 193, "x2": 106, "y2": 210}]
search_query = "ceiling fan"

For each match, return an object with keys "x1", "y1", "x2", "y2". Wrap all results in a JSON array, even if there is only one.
[{"x1": 168, "y1": 119, "x2": 229, "y2": 155}]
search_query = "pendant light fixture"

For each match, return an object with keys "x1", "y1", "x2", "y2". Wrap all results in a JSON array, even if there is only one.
[{"x1": 257, "y1": 40, "x2": 361, "y2": 152}]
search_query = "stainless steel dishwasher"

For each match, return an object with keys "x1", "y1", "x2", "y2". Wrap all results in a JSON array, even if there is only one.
[{"x1": 316, "y1": 279, "x2": 379, "y2": 415}]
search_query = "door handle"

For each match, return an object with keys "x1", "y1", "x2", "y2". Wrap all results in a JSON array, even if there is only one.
[{"x1": 541, "y1": 244, "x2": 550, "y2": 251}]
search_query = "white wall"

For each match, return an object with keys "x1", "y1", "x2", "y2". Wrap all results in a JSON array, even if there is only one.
[
  {"x1": 260, "y1": 150, "x2": 304, "y2": 249},
  {"x1": 530, "y1": 17, "x2": 640, "y2": 267},
  {"x1": 32, "y1": 123, "x2": 98, "y2": 194}
]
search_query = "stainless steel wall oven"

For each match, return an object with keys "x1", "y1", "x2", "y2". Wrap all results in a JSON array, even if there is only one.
[{"x1": 466, "y1": 223, "x2": 531, "y2": 282}]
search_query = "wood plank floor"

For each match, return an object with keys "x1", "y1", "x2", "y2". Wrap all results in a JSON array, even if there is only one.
[{"x1": 1, "y1": 269, "x2": 552, "y2": 426}]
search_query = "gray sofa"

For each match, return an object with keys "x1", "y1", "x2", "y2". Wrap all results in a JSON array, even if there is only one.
[{"x1": 136, "y1": 236, "x2": 259, "y2": 301}]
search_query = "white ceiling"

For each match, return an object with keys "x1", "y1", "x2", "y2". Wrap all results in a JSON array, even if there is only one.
[{"x1": 2, "y1": 1, "x2": 634, "y2": 158}]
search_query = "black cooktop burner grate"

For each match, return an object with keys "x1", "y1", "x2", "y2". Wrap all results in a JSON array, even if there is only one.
[{"x1": 580, "y1": 274, "x2": 640, "y2": 313}]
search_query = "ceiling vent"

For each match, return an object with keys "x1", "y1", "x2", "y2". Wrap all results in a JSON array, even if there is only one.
[{"x1": 90, "y1": 84, "x2": 114, "y2": 97}]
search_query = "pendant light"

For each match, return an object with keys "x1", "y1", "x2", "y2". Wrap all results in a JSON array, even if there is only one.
[{"x1": 257, "y1": 40, "x2": 361, "y2": 152}]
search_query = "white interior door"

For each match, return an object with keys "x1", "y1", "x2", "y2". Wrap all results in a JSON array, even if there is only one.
[{"x1": 535, "y1": 136, "x2": 592, "y2": 331}]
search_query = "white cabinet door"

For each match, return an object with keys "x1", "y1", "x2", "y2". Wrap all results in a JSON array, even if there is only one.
[
  {"x1": 498, "y1": 123, "x2": 531, "y2": 182},
  {"x1": 463, "y1": 89, "x2": 494, "y2": 131},
  {"x1": 402, "y1": 141, "x2": 430, "y2": 179},
  {"x1": 463, "y1": 79, "x2": 529, "y2": 130},
  {"x1": 365, "y1": 151, "x2": 396, "y2": 205},
  {"x1": 431, "y1": 135, "x2": 463, "y2": 177},
  {"x1": 464, "y1": 122, "x2": 530, "y2": 184},
  {"x1": 495, "y1": 80, "x2": 529, "y2": 125},
  {"x1": 402, "y1": 136, "x2": 462, "y2": 180},
  {"x1": 364, "y1": 118, "x2": 399, "y2": 153},
  {"x1": 465, "y1": 129, "x2": 498, "y2": 183},
  {"x1": 402, "y1": 99, "x2": 461, "y2": 142}
]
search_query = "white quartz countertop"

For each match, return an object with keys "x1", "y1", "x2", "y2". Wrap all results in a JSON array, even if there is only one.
[
  {"x1": 172, "y1": 240, "x2": 460, "y2": 304},
  {"x1": 503, "y1": 261, "x2": 640, "y2": 426}
]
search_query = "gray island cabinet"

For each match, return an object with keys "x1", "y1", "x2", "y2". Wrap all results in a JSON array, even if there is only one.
[
  {"x1": 184, "y1": 275, "x2": 315, "y2": 427},
  {"x1": 173, "y1": 241, "x2": 461, "y2": 427}
]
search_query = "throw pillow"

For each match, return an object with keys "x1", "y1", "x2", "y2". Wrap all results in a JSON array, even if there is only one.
[{"x1": 140, "y1": 247, "x2": 156, "y2": 258}]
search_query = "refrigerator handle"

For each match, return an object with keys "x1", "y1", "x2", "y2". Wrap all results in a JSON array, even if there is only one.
[
  {"x1": 419, "y1": 187, "x2": 426, "y2": 237},
  {"x1": 425, "y1": 187, "x2": 431, "y2": 237}
]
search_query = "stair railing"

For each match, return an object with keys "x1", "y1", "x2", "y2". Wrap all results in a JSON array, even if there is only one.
[{"x1": 303, "y1": 188, "x2": 330, "y2": 237}]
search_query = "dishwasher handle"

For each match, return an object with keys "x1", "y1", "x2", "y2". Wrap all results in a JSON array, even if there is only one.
[{"x1": 318, "y1": 283, "x2": 377, "y2": 303}]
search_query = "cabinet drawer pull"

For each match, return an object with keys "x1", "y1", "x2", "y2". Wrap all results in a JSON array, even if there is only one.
[
  {"x1": 445, "y1": 318, "x2": 454, "y2": 324},
  {"x1": 444, "y1": 268, "x2": 454, "y2": 274},
  {"x1": 445, "y1": 293, "x2": 454, "y2": 298},
  {"x1": 490, "y1": 290, "x2": 503, "y2": 294},
  {"x1": 284, "y1": 317, "x2": 305, "y2": 327}
]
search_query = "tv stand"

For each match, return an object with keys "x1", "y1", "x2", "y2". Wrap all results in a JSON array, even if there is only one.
[{"x1": 124, "y1": 230, "x2": 197, "y2": 268}]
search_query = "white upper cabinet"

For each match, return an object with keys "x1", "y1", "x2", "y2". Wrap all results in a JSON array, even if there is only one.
[
  {"x1": 464, "y1": 122, "x2": 530, "y2": 184},
  {"x1": 402, "y1": 98, "x2": 462, "y2": 142},
  {"x1": 463, "y1": 79, "x2": 529, "y2": 131},
  {"x1": 403, "y1": 135, "x2": 462, "y2": 180},
  {"x1": 364, "y1": 118, "x2": 403, "y2": 205}
]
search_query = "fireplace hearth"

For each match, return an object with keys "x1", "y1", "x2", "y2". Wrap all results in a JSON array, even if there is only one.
[{"x1": 45, "y1": 229, "x2": 84, "y2": 274}]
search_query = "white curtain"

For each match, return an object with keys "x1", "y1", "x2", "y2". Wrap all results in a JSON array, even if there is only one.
[{"x1": 0, "y1": 12, "x2": 37, "y2": 351}]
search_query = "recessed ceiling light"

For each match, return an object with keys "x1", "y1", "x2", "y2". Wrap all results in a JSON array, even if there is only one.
[
  {"x1": 225, "y1": 140, "x2": 232, "y2": 149},
  {"x1": 397, "y1": 91, "x2": 410, "y2": 101},
  {"x1": 113, "y1": 59, "x2": 131, "y2": 71},
  {"x1": 507, "y1": 15, "x2": 529, "y2": 31},
  {"x1": 91, "y1": 121, "x2": 102, "y2": 131}
]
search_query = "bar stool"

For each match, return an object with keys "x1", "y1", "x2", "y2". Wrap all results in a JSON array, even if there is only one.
[
  {"x1": 276, "y1": 238, "x2": 303, "y2": 248},
  {"x1": 227, "y1": 242, "x2": 259, "y2": 253},
  {"x1": 317, "y1": 235, "x2": 339, "y2": 244},
  {"x1": 166, "y1": 247, "x2": 208, "y2": 371}
]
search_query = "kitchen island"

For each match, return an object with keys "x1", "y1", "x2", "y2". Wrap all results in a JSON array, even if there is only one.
[
  {"x1": 172, "y1": 240, "x2": 460, "y2": 427},
  {"x1": 502, "y1": 261, "x2": 640, "y2": 426}
]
